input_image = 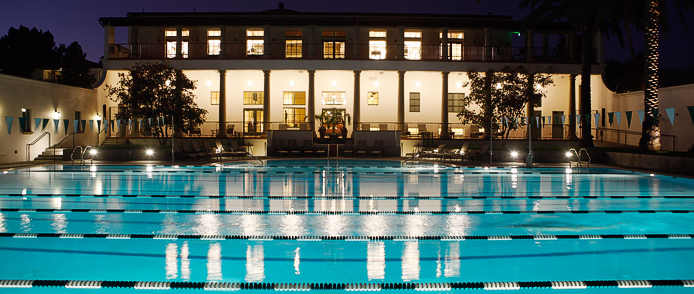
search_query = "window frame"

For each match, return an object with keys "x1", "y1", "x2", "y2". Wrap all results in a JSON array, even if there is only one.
[
  {"x1": 367, "y1": 92, "x2": 379, "y2": 105},
  {"x1": 409, "y1": 93, "x2": 420, "y2": 112},
  {"x1": 211, "y1": 91, "x2": 220, "y2": 105},
  {"x1": 322, "y1": 91, "x2": 346, "y2": 105},
  {"x1": 283, "y1": 91, "x2": 306, "y2": 105},
  {"x1": 243, "y1": 91, "x2": 264, "y2": 105},
  {"x1": 447, "y1": 93, "x2": 465, "y2": 113}
]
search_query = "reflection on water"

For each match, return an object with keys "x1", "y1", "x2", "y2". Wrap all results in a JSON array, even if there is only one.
[
  {"x1": 165, "y1": 243, "x2": 178, "y2": 279},
  {"x1": 160, "y1": 214, "x2": 182, "y2": 235},
  {"x1": 181, "y1": 242, "x2": 190, "y2": 280},
  {"x1": 445, "y1": 214, "x2": 470, "y2": 236},
  {"x1": 194, "y1": 214, "x2": 221, "y2": 236},
  {"x1": 401, "y1": 242, "x2": 420, "y2": 281},
  {"x1": 444, "y1": 242, "x2": 460, "y2": 277},
  {"x1": 281, "y1": 214, "x2": 305, "y2": 236},
  {"x1": 240, "y1": 214, "x2": 264, "y2": 236},
  {"x1": 245, "y1": 244, "x2": 264, "y2": 282},
  {"x1": 51, "y1": 214, "x2": 67, "y2": 233},
  {"x1": 0, "y1": 213, "x2": 5, "y2": 233},
  {"x1": 367, "y1": 242, "x2": 385, "y2": 280},
  {"x1": 294, "y1": 247, "x2": 301, "y2": 275},
  {"x1": 324, "y1": 215, "x2": 347, "y2": 236},
  {"x1": 207, "y1": 243, "x2": 222, "y2": 281},
  {"x1": 20, "y1": 214, "x2": 31, "y2": 232},
  {"x1": 94, "y1": 214, "x2": 109, "y2": 234}
]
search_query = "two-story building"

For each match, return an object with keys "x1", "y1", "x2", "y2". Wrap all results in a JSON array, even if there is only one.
[{"x1": 97, "y1": 5, "x2": 611, "y2": 144}]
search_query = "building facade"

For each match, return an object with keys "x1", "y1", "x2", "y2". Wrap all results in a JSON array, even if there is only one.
[{"x1": 97, "y1": 6, "x2": 611, "y2": 143}]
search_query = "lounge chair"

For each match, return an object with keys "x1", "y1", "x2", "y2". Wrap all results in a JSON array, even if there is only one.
[
  {"x1": 287, "y1": 139, "x2": 302, "y2": 156},
  {"x1": 356, "y1": 140, "x2": 368, "y2": 156},
  {"x1": 370, "y1": 140, "x2": 384, "y2": 157},
  {"x1": 342, "y1": 140, "x2": 354, "y2": 157},
  {"x1": 465, "y1": 144, "x2": 490, "y2": 161},
  {"x1": 274, "y1": 140, "x2": 290, "y2": 156},
  {"x1": 301, "y1": 140, "x2": 315, "y2": 156}
]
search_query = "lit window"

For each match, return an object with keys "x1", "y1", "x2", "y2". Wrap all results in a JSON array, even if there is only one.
[
  {"x1": 286, "y1": 40, "x2": 302, "y2": 58},
  {"x1": 166, "y1": 41, "x2": 177, "y2": 58},
  {"x1": 181, "y1": 41, "x2": 188, "y2": 58},
  {"x1": 247, "y1": 29, "x2": 264, "y2": 37},
  {"x1": 165, "y1": 30, "x2": 177, "y2": 37},
  {"x1": 367, "y1": 92, "x2": 379, "y2": 105},
  {"x1": 322, "y1": 30, "x2": 346, "y2": 37},
  {"x1": 181, "y1": 30, "x2": 189, "y2": 37},
  {"x1": 404, "y1": 31, "x2": 421, "y2": 38},
  {"x1": 448, "y1": 93, "x2": 465, "y2": 112},
  {"x1": 208, "y1": 29, "x2": 221, "y2": 37},
  {"x1": 440, "y1": 31, "x2": 464, "y2": 39},
  {"x1": 322, "y1": 92, "x2": 346, "y2": 105},
  {"x1": 283, "y1": 108, "x2": 306, "y2": 128},
  {"x1": 243, "y1": 91, "x2": 264, "y2": 105},
  {"x1": 283, "y1": 92, "x2": 306, "y2": 105},
  {"x1": 247, "y1": 40, "x2": 264, "y2": 56},
  {"x1": 409, "y1": 93, "x2": 420, "y2": 112},
  {"x1": 323, "y1": 41, "x2": 345, "y2": 59},
  {"x1": 369, "y1": 40, "x2": 386, "y2": 60},
  {"x1": 404, "y1": 41, "x2": 421, "y2": 60},
  {"x1": 208, "y1": 39, "x2": 221, "y2": 55},
  {"x1": 286, "y1": 30, "x2": 303, "y2": 37},
  {"x1": 211, "y1": 91, "x2": 220, "y2": 105},
  {"x1": 369, "y1": 30, "x2": 387, "y2": 38}
]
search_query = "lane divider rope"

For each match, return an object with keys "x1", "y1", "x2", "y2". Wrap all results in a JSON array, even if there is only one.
[
  {"x1": 0, "y1": 233, "x2": 691, "y2": 241},
  {"x1": 1, "y1": 208, "x2": 692, "y2": 215},
  {"x1": 3, "y1": 194, "x2": 691, "y2": 200},
  {"x1": 0, "y1": 279, "x2": 692, "y2": 290}
]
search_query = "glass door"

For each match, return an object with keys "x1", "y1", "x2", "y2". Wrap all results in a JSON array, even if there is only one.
[{"x1": 244, "y1": 109, "x2": 264, "y2": 134}]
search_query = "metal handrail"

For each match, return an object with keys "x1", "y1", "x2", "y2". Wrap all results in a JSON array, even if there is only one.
[
  {"x1": 579, "y1": 148, "x2": 591, "y2": 168},
  {"x1": 71, "y1": 146, "x2": 83, "y2": 165},
  {"x1": 26, "y1": 132, "x2": 50, "y2": 162},
  {"x1": 83, "y1": 146, "x2": 94, "y2": 166}
]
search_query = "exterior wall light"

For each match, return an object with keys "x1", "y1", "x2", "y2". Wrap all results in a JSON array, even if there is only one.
[
  {"x1": 89, "y1": 149, "x2": 97, "y2": 155},
  {"x1": 53, "y1": 111, "x2": 61, "y2": 119},
  {"x1": 565, "y1": 151, "x2": 572, "y2": 157},
  {"x1": 146, "y1": 149, "x2": 154, "y2": 156},
  {"x1": 510, "y1": 151, "x2": 518, "y2": 158}
]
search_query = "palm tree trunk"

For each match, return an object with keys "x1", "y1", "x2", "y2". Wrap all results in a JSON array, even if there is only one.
[
  {"x1": 639, "y1": 0, "x2": 661, "y2": 151},
  {"x1": 579, "y1": 22, "x2": 594, "y2": 147}
]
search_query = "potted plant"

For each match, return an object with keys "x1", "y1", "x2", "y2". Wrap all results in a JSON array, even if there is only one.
[
  {"x1": 314, "y1": 113, "x2": 328, "y2": 138},
  {"x1": 335, "y1": 112, "x2": 351, "y2": 138}
]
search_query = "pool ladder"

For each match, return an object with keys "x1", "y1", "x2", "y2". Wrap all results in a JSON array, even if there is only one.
[
  {"x1": 568, "y1": 148, "x2": 590, "y2": 168},
  {"x1": 71, "y1": 146, "x2": 94, "y2": 166}
]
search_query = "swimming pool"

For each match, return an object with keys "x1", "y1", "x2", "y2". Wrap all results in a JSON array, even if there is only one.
[{"x1": 0, "y1": 159, "x2": 693, "y2": 292}]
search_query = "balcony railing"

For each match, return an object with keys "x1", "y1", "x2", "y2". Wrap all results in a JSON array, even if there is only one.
[{"x1": 108, "y1": 42, "x2": 578, "y2": 63}]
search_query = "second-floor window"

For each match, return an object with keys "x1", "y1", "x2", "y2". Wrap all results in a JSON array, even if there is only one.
[
  {"x1": 243, "y1": 91, "x2": 264, "y2": 105},
  {"x1": 246, "y1": 29, "x2": 264, "y2": 56},
  {"x1": 323, "y1": 30, "x2": 346, "y2": 59},
  {"x1": 404, "y1": 31, "x2": 421, "y2": 60},
  {"x1": 283, "y1": 91, "x2": 306, "y2": 105},
  {"x1": 208, "y1": 29, "x2": 221, "y2": 56},
  {"x1": 442, "y1": 31, "x2": 464, "y2": 60},
  {"x1": 322, "y1": 92, "x2": 346, "y2": 105},
  {"x1": 369, "y1": 30, "x2": 387, "y2": 60},
  {"x1": 286, "y1": 30, "x2": 302, "y2": 58},
  {"x1": 165, "y1": 29, "x2": 189, "y2": 58}
]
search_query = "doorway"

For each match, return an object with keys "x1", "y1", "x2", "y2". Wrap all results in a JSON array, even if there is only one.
[{"x1": 244, "y1": 109, "x2": 264, "y2": 134}]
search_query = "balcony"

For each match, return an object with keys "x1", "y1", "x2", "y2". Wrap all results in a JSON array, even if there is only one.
[{"x1": 107, "y1": 42, "x2": 578, "y2": 64}]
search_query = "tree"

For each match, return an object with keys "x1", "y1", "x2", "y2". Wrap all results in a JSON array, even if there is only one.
[
  {"x1": 106, "y1": 61, "x2": 207, "y2": 144},
  {"x1": 457, "y1": 66, "x2": 553, "y2": 146},
  {"x1": 56, "y1": 42, "x2": 97, "y2": 88},
  {"x1": 0, "y1": 26, "x2": 59, "y2": 78}
]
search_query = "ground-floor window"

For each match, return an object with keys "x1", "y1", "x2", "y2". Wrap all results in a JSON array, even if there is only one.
[
  {"x1": 211, "y1": 91, "x2": 220, "y2": 105},
  {"x1": 409, "y1": 92, "x2": 420, "y2": 112}
]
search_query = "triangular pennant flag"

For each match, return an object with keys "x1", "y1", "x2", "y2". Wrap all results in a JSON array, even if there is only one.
[
  {"x1": 53, "y1": 119, "x2": 60, "y2": 133},
  {"x1": 104, "y1": 120, "x2": 109, "y2": 133},
  {"x1": 34, "y1": 118, "x2": 42, "y2": 131},
  {"x1": 608, "y1": 112, "x2": 614, "y2": 126},
  {"x1": 18, "y1": 117, "x2": 26, "y2": 131},
  {"x1": 615, "y1": 112, "x2": 622, "y2": 126},
  {"x1": 535, "y1": 116, "x2": 540, "y2": 127},
  {"x1": 665, "y1": 108, "x2": 675, "y2": 125},
  {"x1": 584, "y1": 114, "x2": 591, "y2": 127},
  {"x1": 625, "y1": 111, "x2": 633, "y2": 128},
  {"x1": 594, "y1": 113, "x2": 600, "y2": 128},
  {"x1": 81, "y1": 120, "x2": 86, "y2": 132},
  {"x1": 96, "y1": 120, "x2": 102, "y2": 132},
  {"x1": 637, "y1": 110, "x2": 645, "y2": 124},
  {"x1": 5, "y1": 116, "x2": 13, "y2": 134},
  {"x1": 148, "y1": 118, "x2": 153, "y2": 127},
  {"x1": 159, "y1": 117, "x2": 165, "y2": 126},
  {"x1": 128, "y1": 119, "x2": 133, "y2": 130},
  {"x1": 688, "y1": 106, "x2": 694, "y2": 124},
  {"x1": 89, "y1": 120, "x2": 94, "y2": 131},
  {"x1": 503, "y1": 117, "x2": 508, "y2": 128},
  {"x1": 561, "y1": 115, "x2": 566, "y2": 125},
  {"x1": 117, "y1": 120, "x2": 122, "y2": 131},
  {"x1": 653, "y1": 109, "x2": 659, "y2": 124},
  {"x1": 42, "y1": 118, "x2": 50, "y2": 131},
  {"x1": 74, "y1": 120, "x2": 79, "y2": 133},
  {"x1": 63, "y1": 119, "x2": 70, "y2": 135},
  {"x1": 546, "y1": 116, "x2": 551, "y2": 125}
]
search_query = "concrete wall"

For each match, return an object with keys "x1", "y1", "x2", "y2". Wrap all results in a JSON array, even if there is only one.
[
  {"x1": 595, "y1": 83, "x2": 694, "y2": 151},
  {"x1": 0, "y1": 73, "x2": 99, "y2": 163}
]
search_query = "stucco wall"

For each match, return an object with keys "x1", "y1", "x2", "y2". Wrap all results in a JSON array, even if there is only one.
[{"x1": 0, "y1": 74, "x2": 99, "y2": 163}]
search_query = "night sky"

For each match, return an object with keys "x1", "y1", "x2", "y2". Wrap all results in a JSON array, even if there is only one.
[{"x1": 1, "y1": 0, "x2": 692, "y2": 69}]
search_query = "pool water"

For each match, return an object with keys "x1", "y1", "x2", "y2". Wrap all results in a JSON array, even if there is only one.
[{"x1": 0, "y1": 159, "x2": 693, "y2": 293}]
